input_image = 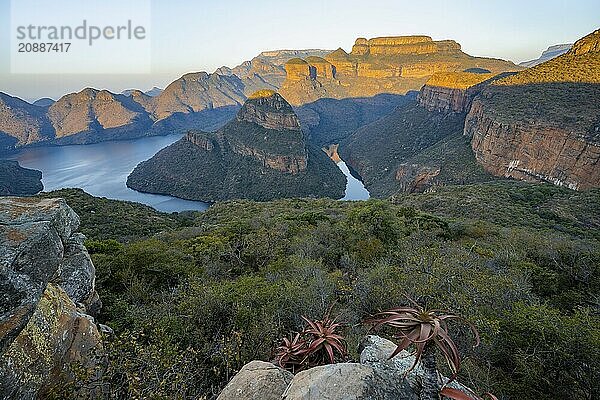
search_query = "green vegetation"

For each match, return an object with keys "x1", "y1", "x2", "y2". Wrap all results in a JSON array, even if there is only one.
[
  {"x1": 38, "y1": 189, "x2": 195, "y2": 242},
  {"x1": 127, "y1": 139, "x2": 346, "y2": 202},
  {"x1": 297, "y1": 93, "x2": 411, "y2": 147},
  {"x1": 339, "y1": 102, "x2": 488, "y2": 197},
  {"x1": 0, "y1": 160, "x2": 42, "y2": 196},
  {"x1": 57, "y1": 185, "x2": 599, "y2": 399},
  {"x1": 426, "y1": 72, "x2": 494, "y2": 89}
]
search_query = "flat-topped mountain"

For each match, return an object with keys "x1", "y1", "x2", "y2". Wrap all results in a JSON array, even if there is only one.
[
  {"x1": 519, "y1": 43, "x2": 573, "y2": 67},
  {"x1": 280, "y1": 35, "x2": 521, "y2": 105},
  {"x1": 127, "y1": 91, "x2": 345, "y2": 201},
  {"x1": 465, "y1": 29, "x2": 600, "y2": 190}
]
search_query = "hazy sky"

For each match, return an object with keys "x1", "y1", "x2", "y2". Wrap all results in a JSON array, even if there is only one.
[{"x1": 0, "y1": 0, "x2": 598, "y2": 101}]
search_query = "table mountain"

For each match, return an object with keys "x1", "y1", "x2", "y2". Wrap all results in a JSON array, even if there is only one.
[
  {"x1": 465, "y1": 29, "x2": 600, "y2": 190},
  {"x1": 519, "y1": 43, "x2": 573, "y2": 67},
  {"x1": 280, "y1": 35, "x2": 521, "y2": 105},
  {"x1": 127, "y1": 90, "x2": 345, "y2": 201}
]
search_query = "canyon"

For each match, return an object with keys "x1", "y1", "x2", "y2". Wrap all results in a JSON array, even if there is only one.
[
  {"x1": 0, "y1": 37, "x2": 520, "y2": 152},
  {"x1": 126, "y1": 90, "x2": 345, "y2": 201}
]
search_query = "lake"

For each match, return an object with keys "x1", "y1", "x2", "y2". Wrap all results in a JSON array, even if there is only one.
[{"x1": 4, "y1": 135, "x2": 369, "y2": 212}]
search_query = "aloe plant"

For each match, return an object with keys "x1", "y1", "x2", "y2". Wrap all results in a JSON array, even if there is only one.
[
  {"x1": 275, "y1": 312, "x2": 347, "y2": 372},
  {"x1": 366, "y1": 303, "x2": 481, "y2": 400}
]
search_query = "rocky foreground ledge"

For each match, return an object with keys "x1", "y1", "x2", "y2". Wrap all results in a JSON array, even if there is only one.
[
  {"x1": 0, "y1": 197, "x2": 103, "y2": 399},
  {"x1": 218, "y1": 335, "x2": 470, "y2": 400}
]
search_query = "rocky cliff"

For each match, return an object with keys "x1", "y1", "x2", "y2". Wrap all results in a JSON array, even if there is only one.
[
  {"x1": 280, "y1": 35, "x2": 521, "y2": 105},
  {"x1": 339, "y1": 72, "x2": 499, "y2": 197},
  {"x1": 465, "y1": 29, "x2": 600, "y2": 190},
  {"x1": 127, "y1": 91, "x2": 345, "y2": 201},
  {"x1": 0, "y1": 197, "x2": 103, "y2": 399},
  {"x1": 0, "y1": 160, "x2": 43, "y2": 196},
  {"x1": 417, "y1": 71, "x2": 496, "y2": 113},
  {"x1": 0, "y1": 93, "x2": 53, "y2": 148}
]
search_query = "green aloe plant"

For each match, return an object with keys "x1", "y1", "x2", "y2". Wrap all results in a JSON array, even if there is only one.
[{"x1": 366, "y1": 302, "x2": 483, "y2": 400}]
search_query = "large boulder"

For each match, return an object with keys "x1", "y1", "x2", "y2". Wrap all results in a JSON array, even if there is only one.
[
  {"x1": 217, "y1": 360, "x2": 293, "y2": 400},
  {"x1": 0, "y1": 197, "x2": 103, "y2": 399},
  {"x1": 282, "y1": 363, "x2": 416, "y2": 400}
]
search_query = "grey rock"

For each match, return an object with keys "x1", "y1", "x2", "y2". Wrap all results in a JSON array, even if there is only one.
[
  {"x1": 217, "y1": 360, "x2": 293, "y2": 400},
  {"x1": 360, "y1": 335, "x2": 472, "y2": 395},
  {"x1": 56, "y1": 233, "x2": 100, "y2": 314},
  {"x1": 282, "y1": 363, "x2": 417, "y2": 400},
  {"x1": 0, "y1": 197, "x2": 102, "y2": 399}
]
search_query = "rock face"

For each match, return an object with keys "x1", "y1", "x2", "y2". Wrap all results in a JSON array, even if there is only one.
[
  {"x1": 519, "y1": 43, "x2": 573, "y2": 67},
  {"x1": 465, "y1": 29, "x2": 600, "y2": 190},
  {"x1": 417, "y1": 72, "x2": 496, "y2": 113},
  {"x1": 127, "y1": 91, "x2": 346, "y2": 202},
  {"x1": 217, "y1": 361, "x2": 293, "y2": 400},
  {"x1": 218, "y1": 335, "x2": 473, "y2": 400},
  {"x1": 0, "y1": 197, "x2": 102, "y2": 399},
  {"x1": 281, "y1": 35, "x2": 521, "y2": 105},
  {"x1": 0, "y1": 160, "x2": 43, "y2": 196},
  {"x1": 339, "y1": 79, "x2": 492, "y2": 197}
]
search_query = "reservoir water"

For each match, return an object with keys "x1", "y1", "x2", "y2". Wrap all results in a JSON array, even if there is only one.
[{"x1": 4, "y1": 135, "x2": 369, "y2": 212}]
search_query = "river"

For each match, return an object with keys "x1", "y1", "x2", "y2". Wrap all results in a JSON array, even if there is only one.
[{"x1": 4, "y1": 135, "x2": 369, "y2": 212}]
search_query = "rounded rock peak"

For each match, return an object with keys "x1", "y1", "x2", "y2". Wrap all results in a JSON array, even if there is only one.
[
  {"x1": 305, "y1": 56, "x2": 330, "y2": 64},
  {"x1": 248, "y1": 89, "x2": 277, "y2": 99},
  {"x1": 355, "y1": 37, "x2": 368, "y2": 45},
  {"x1": 286, "y1": 57, "x2": 309, "y2": 65}
]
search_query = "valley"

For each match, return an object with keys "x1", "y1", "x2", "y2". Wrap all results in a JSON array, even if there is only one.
[{"x1": 1, "y1": 7, "x2": 599, "y2": 399}]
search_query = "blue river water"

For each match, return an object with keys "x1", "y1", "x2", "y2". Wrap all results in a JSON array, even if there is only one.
[{"x1": 4, "y1": 135, "x2": 369, "y2": 212}]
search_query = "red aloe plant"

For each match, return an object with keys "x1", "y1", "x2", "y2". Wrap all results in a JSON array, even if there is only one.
[
  {"x1": 301, "y1": 314, "x2": 347, "y2": 366},
  {"x1": 275, "y1": 333, "x2": 309, "y2": 373},
  {"x1": 274, "y1": 311, "x2": 347, "y2": 372},
  {"x1": 440, "y1": 387, "x2": 498, "y2": 400},
  {"x1": 366, "y1": 302, "x2": 481, "y2": 400}
]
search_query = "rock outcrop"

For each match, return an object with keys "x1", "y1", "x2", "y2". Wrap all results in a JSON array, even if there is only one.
[
  {"x1": 217, "y1": 361, "x2": 293, "y2": 400},
  {"x1": 0, "y1": 160, "x2": 43, "y2": 196},
  {"x1": 218, "y1": 335, "x2": 472, "y2": 400},
  {"x1": 417, "y1": 72, "x2": 496, "y2": 113},
  {"x1": 127, "y1": 91, "x2": 345, "y2": 202},
  {"x1": 465, "y1": 29, "x2": 600, "y2": 190},
  {"x1": 0, "y1": 197, "x2": 102, "y2": 399},
  {"x1": 281, "y1": 35, "x2": 521, "y2": 105}
]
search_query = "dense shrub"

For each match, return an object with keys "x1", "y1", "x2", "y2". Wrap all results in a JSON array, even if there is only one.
[{"x1": 55, "y1": 190, "x2": 599, "y2": 399}]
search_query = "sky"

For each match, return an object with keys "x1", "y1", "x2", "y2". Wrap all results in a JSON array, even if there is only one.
[{"x1": 0, "y1": 0, "x2": 598, "y2": 102}]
